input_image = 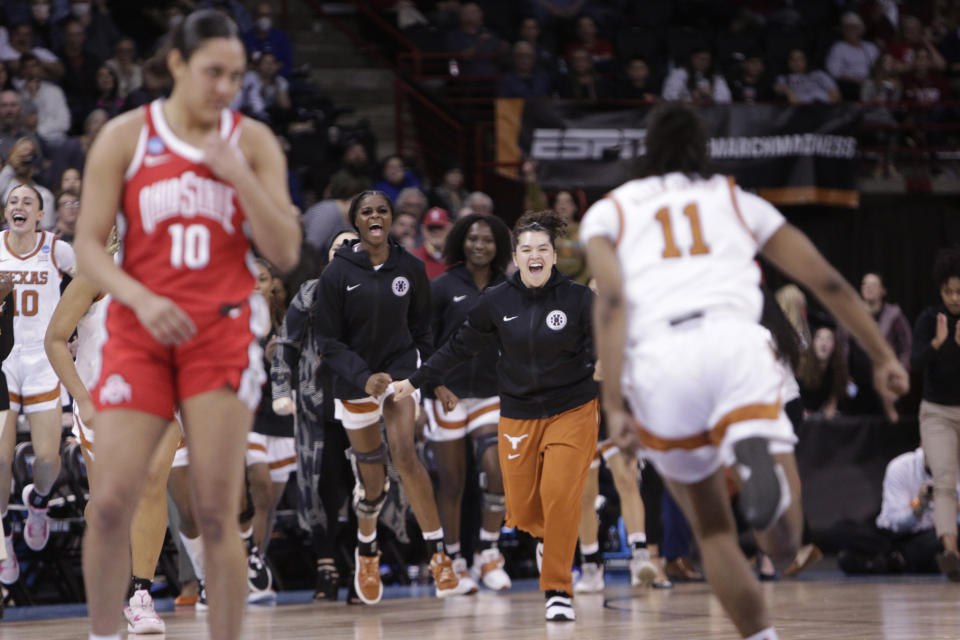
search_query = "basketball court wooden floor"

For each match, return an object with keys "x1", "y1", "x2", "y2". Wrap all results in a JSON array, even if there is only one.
[{"x1": 2, "y1": 572, "x2": 959, "y2": 639}]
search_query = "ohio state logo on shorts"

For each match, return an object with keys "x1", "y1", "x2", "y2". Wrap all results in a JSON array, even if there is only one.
[
  {"x1": 392, "y1": 276, "x2": 410, "y2": 297},
  {"x1": 546, "y1": 310, "x2": 567, "y2": 331},
  {"x1": 99, "y1": 374, "x2": 133, "y2": 405}
]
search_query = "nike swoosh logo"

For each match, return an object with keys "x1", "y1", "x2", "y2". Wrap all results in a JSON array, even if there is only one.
[
  {"x1": 508, "y1": 453, "x2": 520, "y2": 460},
  {"x1": 346, "y1": 284, "x2": 361, "y2": 291},
  {"x1": 144, "y1": 154, "x2": 172, "y2": 167},
  {"x1": 453, "y1": 295, "x2": 467, "y2": 302},
  {"x1": 503, "y1": 315, "x2": 518, "y2": 322}
]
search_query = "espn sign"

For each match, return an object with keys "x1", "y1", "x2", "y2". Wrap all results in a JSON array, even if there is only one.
[{"x1": 530, "y1": 128, "x2": 646, "y2": 161}]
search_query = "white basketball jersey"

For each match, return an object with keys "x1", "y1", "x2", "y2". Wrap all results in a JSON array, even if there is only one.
[
  {"x1": 76, "y1": 293, "x2": 110, "y2": 390},
  {"x1": 580, "y1": 173, "x2": 785, "y2": 343},
  {"x1": 0, "y1": 230, "x2": 75, "y2": 350}
]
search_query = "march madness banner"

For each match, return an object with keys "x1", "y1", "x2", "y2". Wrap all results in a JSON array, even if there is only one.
[{"x1": 497, "y1": 100, "x2": 862, "y2": 207}]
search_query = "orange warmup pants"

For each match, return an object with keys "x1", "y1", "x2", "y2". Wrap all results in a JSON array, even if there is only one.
[{"x1": 498, "y1": 399, "x2": 599, "y2": 593}]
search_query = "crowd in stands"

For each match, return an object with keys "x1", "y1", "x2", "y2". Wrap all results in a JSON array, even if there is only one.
[{"x1": 376, "y1": 1, "x2": 960, "y2": 108}]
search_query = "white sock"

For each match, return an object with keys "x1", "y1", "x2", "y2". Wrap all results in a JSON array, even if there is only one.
[
  {"x1": 357, "y1": 530, "x2": 377, "y2": 544},
  {"x1": 240, "y1": 526, "x2": 254, "y2": 541},
  {"x1": 627, "y1": 532, "x2": 647, "y2": 545},
  {"x1": 479, "y1": 528, "x2": 500, "y2": 542},
  {"x1": 179, "y1": 531, "x2": 205, "y2": 581},
  {"x1": 90, "y1": 634, "x2": 122, "y2": 640},
  {"x1": 421, "y1": 528, "x2": 444, "y2": 541},
  {"x1": 745, "y1": 628, "x2": 779, "y2": 640},
  {"x1": 445, "y1": 542, "x2": 461, "y2": 556},
  {"x1": 580, "y1": 542, "x2": 600, "y2": 556}
]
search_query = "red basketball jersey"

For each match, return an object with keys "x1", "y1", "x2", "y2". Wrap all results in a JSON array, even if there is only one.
[{"x1": 118, "y1": 99, "x2": 256, "y2": 323}]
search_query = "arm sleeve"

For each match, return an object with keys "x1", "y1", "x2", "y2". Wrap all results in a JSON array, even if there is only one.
[
  {"x1": 875, "y1": 456, "x2": 922, "y2": 533},
  {"x1": 731, "y1": 186, "x2": 786, "y2": 248},
  {"x1": 310, "y1": 265, "x2": 374, "y2": 391},
  {"x1": 409, "y1": 261, "x2": 434, "y2": 361},
  {"x1": 409, "y1": 296, "x2": 497, "y2": 389},
  {"x1": 579, "y1": 196, "x2": 620, "y2": 245},
  {"x1": 911, "y1": 309, "x2": 936, "y2": 372}
]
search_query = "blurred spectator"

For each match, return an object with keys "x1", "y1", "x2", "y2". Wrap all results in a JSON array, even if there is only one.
[
  {"x1": 518, "y1": 17, "x2": 560, "y2": 77},
  {"x1": 797, "y1": 324, "x2": 848, "y2": 419},
  {"x1": 243, "y1": 2, "x2": 294, "y2": 78},
  {"x1": 860, "y1": 53, "x2": 904, "y2": 179},
  {"x1": 41, "y1": 107, "x2": 104, "y2": 189},
  {"x1": 826, "y1": 12, "x2": 881, "y2": 101},
  {"x1": 29, "y1": 0, "x2": 56, "y2": 50},
  {"x1": 553, "y1": 189, "x2": 588, "y2": 283},
  {"x1": 431, "y1": 165, "x2": 468, "y2": 214},
  {"x1": 412, "y1": 207, "x2": 452, "y2": 279},
  {"x1": 59, "y1": 166, "x2": 82, "y2": 194},
  {"x1": 559, "y1": 47, "x2": 613, "y2": 100},
  {"x1": 940, "y1": 9, "x2": 960, "y2": 96},
  {"x1": 911, "y1": 248, "x2": 960, "y2": 580},
  {"x1": 199, "y1": 0, "x2": 253, "y2": 32},
  {"x1": 729, "y1": 50, "x2": 776, "y2": 103},
  {"x1": 0, "y1": 22, "x2": 63, "y2": 80},
  {"x1": 327, "y1": 140, "x2": 375, "y2": 189},
  {"x1": 124, "y1": 63, "x2": 167, "y2": 111},
  {"x1": 498, "y1": 40, "x2": 554, "y2": 98},
  {"x1": 105, "y1": 37, "x2": 142, "y2": 99},
  {"x1": 56, "y1": 17, "x2": 102, "y2": 130},
  {"x1": 93, "y1": 63, "x2": 123, "y2": 117},
  {"x1": 443, "y1": 3, "x2": 502, "y2": 76},
  {"x1": 564, "y1": 15, "x2": 615, "y2": 73},
  {"x1": 390, "y1": 209, "x2": 419, "y2": 253},
  {"x1": 52, "y1": 0, "x2": 119, "y2": 62},
  {"x1": 835, "y1": 447, "x2": 942, "y2": 575},
  {"x1": 662, "y1": 46, "x2": 732, "y2": 104},
  {"x1": 776, "y1": 283, "x2": 812, "y2": 350},
  {"x1": 232, "y1": 51, "x2": 290, "y2": 122},
  {"x1": 839, "y1": 273, "x2": 912, "y2": 421},
  {"x1": 775, "y1": 49, "x2": 841, "y2": 104},
  {"x1": 615, "y1": 57, "x2": 658, "y2": 101},
  {"x1": 52, "y1": 188, "x2": 79, "y2": 242},
  {"x1": 0, "y1": 62, "x2": 11, "y2": 91},
  {"x1": 427, "y1": 0, "x2": 462, "y2": 32},
  {"x1": 0, "y1": 89, "x2": 34, "y2": 159},
  {"x1": 903, "y1": 47, "x2": 950, "y2": 103},
  {"x1": 520, "y1": 158, "x2": 547, "y2": 211},
  {"x1": 396, "y1": 186, "x2": 428, "y2": 222},
  {"x1": 891, "y1": 15, "x2": 946, "y2": 74},
  {"x1": 0, "y1": 137, "x2": 56, "y2": 227},
  {"x1": 302, "y1": 171, "x2": 362, "y2": 252},
  {"x1": 465, "y1": 190, "x2": 493, "y2": 215},
  {"x1": 15, "y1": 52, "x2": 70, "y2": 142},
  {"x1": 373, "y1": 154, "x2": 421, "y2": 202}
]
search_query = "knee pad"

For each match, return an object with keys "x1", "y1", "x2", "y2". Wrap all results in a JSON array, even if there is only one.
[
  {"x1": 733, "y1": 437, "x2": 791, "y2": 531},
  {"x1": 473, "y1": 431, "x2": 499, "y2": 468},
  {"x1": 482, "y1": 491, "x2": 506, "y2": 515},
  {"x1": 346, "y1": 444, "x2": 390, "y2": 519}
]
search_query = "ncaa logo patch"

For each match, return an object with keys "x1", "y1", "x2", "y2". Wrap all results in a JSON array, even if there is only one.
[
  {"x1": 392, "y1": 276, "x2": 410, "y2": 297},
  {"x1": 545, "y1": 310, "x2": 567, "y2": 331},
  {"x1": 147, "y1": 136, "x2": 165, "y2": 155},
  {"x1": 99, "y1": 374, "x2": 132, "y2": 405}
]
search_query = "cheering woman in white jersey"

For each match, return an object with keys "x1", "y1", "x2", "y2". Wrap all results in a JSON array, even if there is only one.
[
  {"x1": 45, "y1": 234, "x2": 181, "y2": 633},
  {"x1": 0, "y1": 184, "x2": 75, "y2": 581}
]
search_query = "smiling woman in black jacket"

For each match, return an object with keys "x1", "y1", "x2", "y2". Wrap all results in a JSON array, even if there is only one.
[
  {"x1": 395, "y1": 210, "x2": 598, "y2": 622},
  {"x1": 423, "y1": 213, "x2": 513, "y2": 593},
  {"x1": 310, "y1": 190, "x2": 464, "y2": 604}
]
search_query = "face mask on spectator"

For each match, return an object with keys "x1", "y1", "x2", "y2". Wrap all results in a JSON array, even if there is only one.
[
  {"x1": 257, "y1": 17, "x2": 272, "y2": 32},
  {"x1": 71, "y1": 2, "x2": 91, "y2": 17},
  {"x1": 32, "y1": 4, "x2": 51, "y2": 21}
]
